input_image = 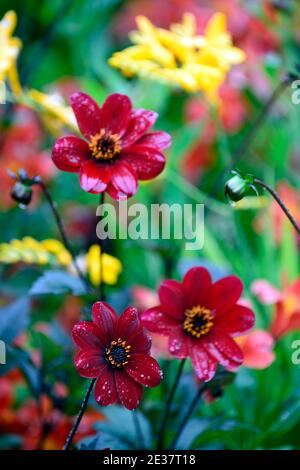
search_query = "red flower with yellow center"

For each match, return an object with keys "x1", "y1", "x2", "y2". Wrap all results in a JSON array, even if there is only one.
[
  {"x1": 51, "y1": 92, "x2": 171, "y2": 199},
  {"x1": 72, "y1": 301, "x2": 163, "y2": 410},
  {"x1": 141, "y1": 267, "x2": 255, "y2": 381}
]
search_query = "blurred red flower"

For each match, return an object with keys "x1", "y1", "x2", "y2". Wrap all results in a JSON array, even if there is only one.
[
  {"x1": 0, "y1": 106, "x2": 54, "y2": 207},
  {"x1": 0, "y1": 375, "x2": 103, "y2": 450},
  {"x1": 72, "y1": 301, "x2": 163, "y2": 410},
  {"x1": 142, "y1": 267, "x2": 255, "y2": 381},
  {"x1": 52, "y1": 92, "x2": 171, "y2": 200},
  {"x1": 237, "y1": 330, "x2": 275, "y2": 369}
]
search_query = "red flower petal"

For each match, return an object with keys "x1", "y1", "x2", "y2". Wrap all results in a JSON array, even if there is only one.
[
  {"x1": 168, "y1": 325, "x2": 191, "y2": 358},
  {"x1": 70, "y1": 92, "x2": 102, "y2": 140},
  {"x1": 122, "y1": 109, "x2": 158, "y2": 149},
  {"x1": 125, "y1": 354, "x2": 163, "y2": 387},
  {"x1": 141, "y1": 306, "x2": 179, "y2": 334},
  {"x1": 115, "y1": 370, "x2": 143, "y2": 410},
  {"x1": 183, "y1": 267, "x2": 212, "y2": 308},
  {"x1": 74, "y1": 349, "x2": 104, "y2": 378},
  {"x1": 79, "y1": 160, "x2": 111, "y2": 193},
  {"x1": 134, "y1": 131, "x2": 171, "y2": 150},
  {"x1": 158, "y1": 280, "x2": 186, "y2": 320},
  {"x1": 127, "y1": 326, "x2": 152, "y2": 355},
  {"x1": 99, "y1": 93, "x2": 132, "y2": 136},
  {"x1": 202, "y1": 332, "x2": 244, "y2": 369},
  {"x1": 191, "y1": 344, "x2": 217, "y2": 382},
  {"x1": 94, "y1": 368, "x2": 118, "y2": 406},
  {"x1": 51, "y1": 136, "x2": 89, "y2": 172},
  {"x1": 116, "y1": 306, "x2": 139, "y2": 340},
  {"x1": 207, "y1": 276, "x2": 243, "y2": 314},
  {"x1": 214, "y1": 305, "x2": 255, "y2": 337},
  {"x1": 72, "y1": 321, "x2": 105, "y2": 349},
  {"x1": 107, "y1": 161, "x2": 138, "y2": 200},
  {"x1": 92, "y1": 301, "x2": 118, "y2": 344},
  {"x1": 121, "y1": 147, "x2": 165, "y2": 180}
]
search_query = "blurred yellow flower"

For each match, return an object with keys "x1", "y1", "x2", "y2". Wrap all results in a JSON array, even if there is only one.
[
  {"x1": 0, "y1": 238, "x2": 122, "y2": 287},
  {"x1": 108, "y1": 12, "x2": 245, "y2": 101},
  {"x1": 27, "y1": 89, "x2": 77, "y2": 134},
  {"x1": 0, "y1": 10, "x2": 22, "y2": 95},
  {"x1": 0, "y1": 237, "x2": 71, "y2": 266},
  {"x1": 86, "y1": 244, "x2": 122, "y2": 287}
]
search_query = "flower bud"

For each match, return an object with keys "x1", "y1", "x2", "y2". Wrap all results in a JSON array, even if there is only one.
[
  {"x1": 225, "y1": 173, "x2": 249, "y2": 202},
  {"x1": 10, "y1": 181, "x2": 32, "y2": 207}
]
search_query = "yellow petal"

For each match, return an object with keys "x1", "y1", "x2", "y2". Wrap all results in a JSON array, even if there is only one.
[
  {"x1": 205, "y1": 12, "x2": 227, "y2": 39},
  {"x1": 1, "y1": 11, "x2": 17, "y2": 37}
]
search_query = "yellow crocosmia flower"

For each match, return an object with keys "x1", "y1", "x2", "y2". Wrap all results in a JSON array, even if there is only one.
[
  {"x1": 170, "y1": 12, "x2": 197, "y2": 38},
  {"x1": 27, "y1": 89, "x2": 77, "y2": 134},
  {"x1": 0, "y1": 11, "x2": 22, "y2": 95},
  {"x1": 0, "y1": 237, "x2": 73, "y2": 267},
  {"x1": 86, "y1": 244, "x2": 122, "y2": 287},
  {"x1": 108, "y1": 12, "x2": 245, "y2": 102},
  {"x1": 200, "y1": 13, "x2": 246, "y2": 71},
  {"x1": 42, "y1": 239, "x2": 72, "y2": 266}
]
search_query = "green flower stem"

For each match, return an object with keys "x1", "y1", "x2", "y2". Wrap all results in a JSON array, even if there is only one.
[
  {"x1": 63, "y1": 192, "x2": 107, "y2": 451},
  {"x1": 211, "y1": 76, "x2": 292, "y2": 196},
  {"x1": 38, "y1": 179, "x2": 90, "y2": 291},
  {"x1": 254, "y1": 178, "x2": 300, "y2": 236},
  {"x1": 157, "y1": 359, "x2": 186, "y2": 450},
  {"x1": 168, "y1": 383, "x2": 207, "y2": 450},
  {"x1": 63, "y1": 378, "x2": 96, "y2": 450},
  {"x1": 98, "y1": 192, "x2": 106, "y2": 301}
]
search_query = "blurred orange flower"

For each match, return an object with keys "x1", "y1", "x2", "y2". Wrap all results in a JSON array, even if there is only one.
[{"x1": 237, "y1": 330, "x2": 275, "y2": 369}]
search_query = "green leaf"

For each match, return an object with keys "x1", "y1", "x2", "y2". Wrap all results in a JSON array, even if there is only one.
[
  {"x1": 0, "y1": 298, "x2": 30, "y2": 343},
  {"x1": 94, "y1": 406, "x2": 152, "y2": 450},
  {"x1": 29, "y1": 270, "x2": 86, "y2": 296}
]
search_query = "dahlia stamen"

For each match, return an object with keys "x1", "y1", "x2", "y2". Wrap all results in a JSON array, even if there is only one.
[
  {"x1": 183, "y1": 305, "x2": 214, "y2": 338},
  {"x1": 105, "y1": 338, "x2": 131, "y2": 368},
  {"x1": 89, "y1": 129, "x2": 122, "y2": 161}
]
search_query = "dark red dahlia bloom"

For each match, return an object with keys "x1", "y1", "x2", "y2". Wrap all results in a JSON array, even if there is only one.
[
  {"x1": 72, "y1": 302, "x2": 163, "y2": 410},
  {"x1": 141, "y1": 267, "x2": 255, "y2": 382},
  {"x1": 52, "y1": 92, "x2": 171, "y2": 199}
]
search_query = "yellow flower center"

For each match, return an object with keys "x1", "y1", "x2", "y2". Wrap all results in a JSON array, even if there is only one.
[
  {"x1": 89, "y1": 129, "x2": 122, "y2": 161},
  {"x1": 105, "y1": 338, "x2": 131, "y2": 368},
  {"x1": 183, "y1": 305, "x2": 214, "y2": 338}
]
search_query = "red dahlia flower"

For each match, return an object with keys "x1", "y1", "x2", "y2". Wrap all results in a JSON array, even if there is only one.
[
  {"x1": 72, "y1": 301, "x2": 163, "y2": 410},
  {"x1": 52, "y1": 92, "x2": 171, "y2": 199},
  {"x1": 141, "y1": 267, "x2": 255, "y2": 382}
]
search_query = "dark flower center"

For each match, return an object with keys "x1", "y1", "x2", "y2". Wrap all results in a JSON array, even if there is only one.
[
  {"x1": 183, "y1": 305, "x2": 214, "y2": 338},
  {"x1": 89, "y1": 129, "x2": 121, "y2": 161},
  {"x1": 105, "y1": 338, "x2": 131, "y2": 368}
]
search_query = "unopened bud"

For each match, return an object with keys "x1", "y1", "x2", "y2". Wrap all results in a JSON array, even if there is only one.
[{"x1": 11, "y1": 182, "x2": 32, "y2": 207}]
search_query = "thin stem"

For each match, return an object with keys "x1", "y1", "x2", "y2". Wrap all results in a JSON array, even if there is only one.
[
  {"x1": 157, "y1": 359, "x2": 186, "y2": 450},
  {"x1": 132, "y1": 411, "x2": 146, "y2": 449},
  {"x1": 254, "y1": 178, "x2": 300, "y2": 236},
  {"x1": 169, "y1": 383, "x2": 207, "y2": 450},
  {"x1": 232, "y1": 78, "x2": 290, "y2": 164},
  {"x1": 98, "y1": 192, "x2": 105, "y2": 301},
  {"x1": 63, "y1": 378, "x2": 96, "y2": 450},
  {"x1": 210, "y1": 77, "x2": 291, "y2": 196},
  {"x1": 38, "y1": 180, "x2": 90, "y2": 290},
  {"x1": 63, "y1": 192, "x2": 106, "y2": 451}
]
